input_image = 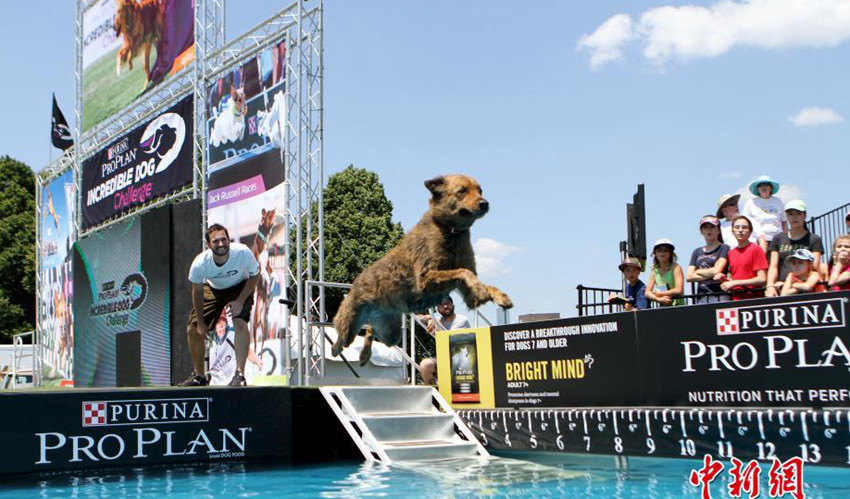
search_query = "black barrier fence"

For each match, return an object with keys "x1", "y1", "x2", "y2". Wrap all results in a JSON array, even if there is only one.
[
  {"x1": 809, "y1": 201, "x2": 850, "y2": 262},
  {"x1": 493, "y1": 291, "x2": 850, "y2": 409},
  {"x1": 0, "y1": 387, "x2": 358, "y2": 478},
  {"x1": 577, "y1": 286, "x2": 738, "y2": 316},
  {"x1": 575, "y1": 285, "x2": 621, "y2": 317}
]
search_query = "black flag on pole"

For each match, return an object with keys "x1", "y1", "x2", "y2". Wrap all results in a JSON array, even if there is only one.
[{"x1": 51, "y1": 94, "x2": 73, "y2": 151}]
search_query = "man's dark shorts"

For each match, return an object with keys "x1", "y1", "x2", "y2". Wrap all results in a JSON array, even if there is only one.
[{"x1": 187, "y1": 280, "x2": 254, "y2": 331}]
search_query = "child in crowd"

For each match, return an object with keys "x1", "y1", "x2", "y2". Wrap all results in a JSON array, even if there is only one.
[
  {"x1": 717, "y1": 193, "x2": 766, "y2": 251},
  {"x1": 828, "y1": 235, "x2": 850, "y2": 291},
  {"x1": 608, "y1": 257, "x2": 647, "y2": 311},
  {"x1": 716, "y1": 215, "x2": 768, "y2": 300},
  {"x1": 686, "y1": 215, "x2": 730, "y2": 303},
  {"x1": 742, "y1": 175, "x2": 787, "y2": 245},
  {"x1": 781, "y1": 248, "x2": 826, "y2": 296},
  {"x1": 645, "y1": 239, "x2": 685, "y2": 307},
  {"x1": 765, "y1": 199, "x2": 824, "y2": 297}
]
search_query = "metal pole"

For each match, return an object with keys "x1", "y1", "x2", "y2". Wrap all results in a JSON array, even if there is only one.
[{"x1": 294, "y1": 10, "x2": 305, "y2": 385}]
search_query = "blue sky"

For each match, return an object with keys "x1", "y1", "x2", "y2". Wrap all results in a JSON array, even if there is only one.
[{"x1": 2, "y1": 0, "x2": 848, "y2": 320}]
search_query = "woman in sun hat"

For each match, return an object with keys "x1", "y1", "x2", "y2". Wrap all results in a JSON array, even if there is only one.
[
  {"x1": 741, "y1": 175, "x2": 787, "y2": 244},
  {"x1": 645, "y1": 239, "x2": 685, "y2": 307},
  {"x1": 717, "y1": 193, "x2": 765, "y2": 251}
]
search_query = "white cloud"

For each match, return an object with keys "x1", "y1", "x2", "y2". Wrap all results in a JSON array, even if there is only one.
[
  {"x1": 788, "y1": 107, "x2": 845, "y2": 127},
  {"x1": 717, "y1": 171, "x2": 743, "y2": 180},
  {"x1": 579, "y1": 0, "x2": 850, "y2": 68},
  {"x1": 576, "y1": 13, "x2": 634, "y2": 69},
  {"x1": 473, "y1": 238, "x2": 521, "y2": 277}
]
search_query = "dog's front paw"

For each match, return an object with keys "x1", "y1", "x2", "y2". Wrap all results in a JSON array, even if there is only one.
[
  {"x1": 489, "y1": 287, "x2": 514, "y2": 309},
  {"x1": 495, "y1": 293, "x2": 513, "y2": 309}
]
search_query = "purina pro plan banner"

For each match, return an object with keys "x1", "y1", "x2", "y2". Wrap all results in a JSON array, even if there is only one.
[{"x1": 81, "y1": 97, "x2": 193, "y2": 230}]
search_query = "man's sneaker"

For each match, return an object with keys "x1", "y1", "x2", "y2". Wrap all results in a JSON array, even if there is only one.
[
  {"x1": 178, "y1": 372, "x2": 209, "y2": 387},
  {"x1": 228, "y1": 371, "x2": 247, "y2": 387}
]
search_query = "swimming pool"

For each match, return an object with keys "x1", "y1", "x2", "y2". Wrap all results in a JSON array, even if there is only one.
[{"x1": 2, "y1": 453, "x2": 849, "y2": 498}]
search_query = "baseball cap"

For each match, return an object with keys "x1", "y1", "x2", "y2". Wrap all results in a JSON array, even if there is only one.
[
  {"x1": 699, "y1": 215, "x2": 720, "y2": 228},
  {"x1": 785, "y1": 248, "x2": 814, "y2": 262},
  {"x1": 653, "y1": 238, "x2": 675, "y2": 252},
  {"x1": 618, "y1": 257, "x2": 642, "y2": 272},
  {"x1": 784, "y1": 199, "x2": 807, "y2": 213}
]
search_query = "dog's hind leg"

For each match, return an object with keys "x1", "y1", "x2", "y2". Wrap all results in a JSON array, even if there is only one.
[
  {"x1": 359, "y1": 313, "x2": 402, "y2": 366},
  {"x1": 331, "y1": 293, "x2": 368, "y2": 356},
  {"x1": 359, "y1": 325, "x2": 374, "y2": 367},
  {"x1": 142, "y1": 43, "x2": 152, "y2": 88}
]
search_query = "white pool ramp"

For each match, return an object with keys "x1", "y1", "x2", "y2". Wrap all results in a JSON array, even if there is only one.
[{"x1": 320, "y1": 386, "x2": 489, "y2": 463}]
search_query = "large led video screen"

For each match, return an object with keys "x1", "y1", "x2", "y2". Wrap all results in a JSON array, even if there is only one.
[
  {"x1": 73, "y1": 206, "x2": 171, "y2": 387},
  {"x1": 82, "y1": 0, "x2": 195, "y2": 132}
]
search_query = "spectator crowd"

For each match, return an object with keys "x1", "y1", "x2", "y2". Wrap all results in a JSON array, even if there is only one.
[{"x1": 609, "y1": 176, "x2": 850, "y2": 310}]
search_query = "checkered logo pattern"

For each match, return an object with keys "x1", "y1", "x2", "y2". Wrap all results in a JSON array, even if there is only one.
[
  {"x1": 82, "y1": 401, "x2": 107, "y2": 427},
  {"x1": 716, "y1": 309, "x2": 739, "y2": 335}
]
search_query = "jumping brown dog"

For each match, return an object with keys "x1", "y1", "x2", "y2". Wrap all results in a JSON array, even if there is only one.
[
  {"x1": 332, "y1": 174, "x2": 513, "y2": 365},
  {"x1": 114, "y1": 0, "x2": 162, "y2": 88}
]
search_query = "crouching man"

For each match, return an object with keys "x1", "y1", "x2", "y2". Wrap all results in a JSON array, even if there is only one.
[{"x1": 179, "y1": 224, "x2": 259, "y2": 387}]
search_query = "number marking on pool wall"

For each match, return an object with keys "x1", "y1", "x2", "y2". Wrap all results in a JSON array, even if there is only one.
[{"x1": 458, "y1": 408, "x2": 850, "y2": 467}]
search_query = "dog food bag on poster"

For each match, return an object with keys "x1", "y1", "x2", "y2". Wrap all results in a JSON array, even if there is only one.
[{"x1": 450, "y1": 333, "x2": 481, "y2": 403}]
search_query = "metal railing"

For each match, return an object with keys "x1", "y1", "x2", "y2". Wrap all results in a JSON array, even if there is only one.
[
  {"x1": 301, "y1": 280, "x2": 502, "y2": 385},
  {"x1": 809, "y1": 202, "x2": 850, "y2": 262},
  {"x1": 1, "y1": 331, "x2": 35, "y2": 389},
  {"x1": 576, "y1": 285, "x2": 623, "y2": 316},
  {"x1": 302, "y1": 280, "x2": 419, "y2": 385},
  {"x1": 575, "y1": 285, "x2": 847, "y2": 316}
]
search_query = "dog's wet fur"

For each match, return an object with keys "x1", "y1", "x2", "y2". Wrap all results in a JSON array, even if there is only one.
[{"x1": 332, "y1": 174, "x2": 513, "y2": 365}]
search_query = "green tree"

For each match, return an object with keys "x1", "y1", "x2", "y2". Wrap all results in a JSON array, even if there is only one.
[
  {"x1": 295, "y1": 165, "x2": 405, "y2": 320},
  {"x1": 0, "y1": 156, "x2": 36, "y2": 341}
]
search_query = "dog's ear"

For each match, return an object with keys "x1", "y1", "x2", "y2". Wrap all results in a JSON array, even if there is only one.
[{"x1": 425, "y1": 176, "x2": 446, "y2": 197}]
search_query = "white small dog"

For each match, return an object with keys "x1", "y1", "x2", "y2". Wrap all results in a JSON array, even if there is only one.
[
  {"x1": 452, "y1": 347, "x2": 472, "y2": 372},
  {"x1": 257, "y1": 90, "x2": 285, "y2": 149},
  {"x1": 209, "y1": 85, "x2": 247, "y2": 147}
]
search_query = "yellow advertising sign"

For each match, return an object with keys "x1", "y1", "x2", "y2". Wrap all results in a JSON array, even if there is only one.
[{"x1": 436, "y1": 327, "x2": 495, "y2": 409}]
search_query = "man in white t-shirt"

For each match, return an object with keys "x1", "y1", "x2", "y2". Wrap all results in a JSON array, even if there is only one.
[
  {"x1": 419, "y1": 296, "x2": 471, "y2": 385},
  {"x1": 179, "y1": 224, "x2": 260, "y2": 387}
]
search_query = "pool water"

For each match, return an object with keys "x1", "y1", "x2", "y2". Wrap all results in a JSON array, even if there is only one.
[{"x1": 2, "y1": 453, "x2": 849, "y2": 498}]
